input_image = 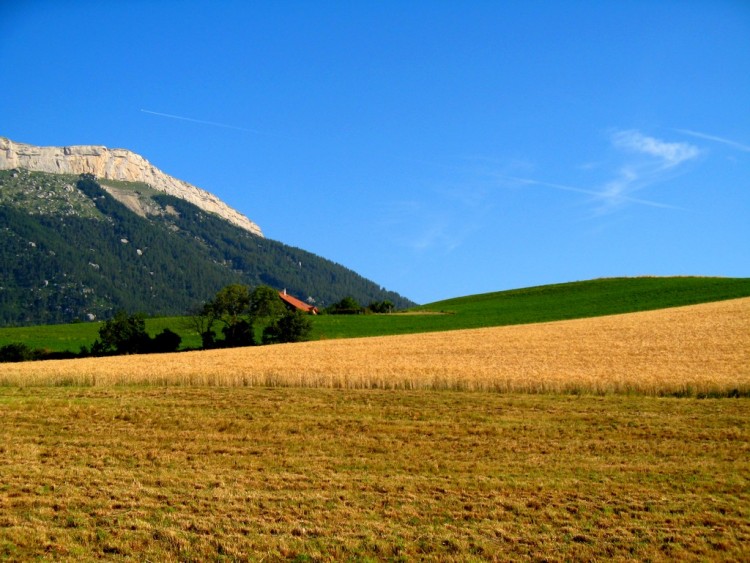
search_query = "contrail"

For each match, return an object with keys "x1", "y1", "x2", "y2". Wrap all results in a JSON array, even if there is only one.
[
  {"x1": 676, "y1": 129, "x2": 750, "y2": 153},
  {"x1": 140, "y1": 109, "x2": 255, "y2": 133},
  {"x1": 507, "y1": 177, "x2": 685, "y2": 211}
]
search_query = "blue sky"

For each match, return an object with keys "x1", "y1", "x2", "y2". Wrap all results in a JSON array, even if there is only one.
[{"x1": 2, "y1": 1, "x2": 749, "y2": 304}]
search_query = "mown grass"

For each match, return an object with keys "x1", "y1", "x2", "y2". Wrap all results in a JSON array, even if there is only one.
[
  {"x1": 0, "y1": 387, "x2": 747, "y2": 561},
  {"x1": 2, "y1": 276, "x2": 750, "y2": 353}
]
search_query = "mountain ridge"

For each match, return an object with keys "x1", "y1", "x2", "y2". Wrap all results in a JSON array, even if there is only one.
[
  {"x1": 0, "y1": 168, "x2": 413, "y2": 326},
  {"x1": 0, "y1": 137, "x2": 263, "y2": 236}
]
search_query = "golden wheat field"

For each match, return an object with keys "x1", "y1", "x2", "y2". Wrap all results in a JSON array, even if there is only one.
[{"x1": 2, "y1": 297, "x2": 748, "y2": 395}]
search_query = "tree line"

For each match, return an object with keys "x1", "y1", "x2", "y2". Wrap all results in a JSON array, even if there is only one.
[
  {"x1": 0, "y1": 285, "x2": 402, "y2": 363},
  {"x1": 189, "y1": 284, "x2": 312, "y2": 348},
  {"x1": 0, "y1": 284, "x2": 314, "y2": 363}
]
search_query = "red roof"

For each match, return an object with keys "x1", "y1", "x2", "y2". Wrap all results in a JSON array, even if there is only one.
[{"x1": 278, "y1": 291, "x2": 318, "y2": 314}]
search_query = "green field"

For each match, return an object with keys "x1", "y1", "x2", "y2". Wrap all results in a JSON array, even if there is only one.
[
  {"x1": 417, "y1": 275, "x2": 750, "y2": 322},
  {"x1": 2, "y1": 276, "x2": 750, "y2": 353},
  {"x1": 313, "y1": 276, "x2": 750, "y2": 339},
  {"x1": 0, "y1": 317, "x2": 202, "y2": 354}
]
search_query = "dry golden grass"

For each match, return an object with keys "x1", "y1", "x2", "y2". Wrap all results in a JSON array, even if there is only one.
[
  {"x1": 1, "y1": 388, "x2": 748, "y2": 560},
  {"x1": 2, "y1": 297, "x2": 748, "y2": 395},
  {"x1": 2, "y1": 299, "x2": 749, "y2": 559}
]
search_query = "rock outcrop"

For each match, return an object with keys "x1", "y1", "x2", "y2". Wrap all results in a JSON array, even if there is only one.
[{"x1": 0, "y1": 137, "x2": 263, "y2": 237}]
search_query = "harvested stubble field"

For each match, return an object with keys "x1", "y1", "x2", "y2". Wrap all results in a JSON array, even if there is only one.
[
  {"x1": 1, "y1": 298, "x2": 748, "y2": 560},
  {"x1": 1, "y1": 297, "x2": 748, "y2": 396},
  {"x1": 0, "y1": 388, "x2": 748, "y2": 560}
]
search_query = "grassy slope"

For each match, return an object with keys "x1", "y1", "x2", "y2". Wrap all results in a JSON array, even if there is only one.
[
  {"x1": 310, "y1": 276, "x2": 750, "y2": 339},
  {"x1": 417, "y1": 275, "x2": 750, "y2": 323},
  {"x1": 2, "y1": 276, "x2": 749, "y2": 352}
]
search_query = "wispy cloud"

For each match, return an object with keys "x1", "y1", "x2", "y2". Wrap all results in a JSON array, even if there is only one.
[
  {"x1": 504, "y1": 129, "x2": 699, "y2": 214},
  {"x1": 382, "y1": 201, "x2": 458, "y2": 253},
  {"x1": 675, "y1": 129, "x2": 750, "y2": 152},
  {"x1": 612, "y1": 129, "x2": 701, "y2": 168},
  {"x1": 410, "y1": 220, "x2": 458, "y2": 252},
  {"x1": 383, "y1": 180, "x2": 491, "y2": 253},
  {"x1": 594, "y1": 129, "x2": 700, "y2": 212}
]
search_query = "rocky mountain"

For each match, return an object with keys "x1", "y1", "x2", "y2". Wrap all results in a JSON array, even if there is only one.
[
  {"x1": 0, "y1": 139, "x2": 413, "y2": 326},
  {"x1": 0, "y1": 137, "x2": 262, "y2": 236}
]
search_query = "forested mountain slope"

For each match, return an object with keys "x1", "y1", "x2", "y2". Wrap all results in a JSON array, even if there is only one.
[{"x1": 0, "y1": 170, "x2": 412, "y2": 326}]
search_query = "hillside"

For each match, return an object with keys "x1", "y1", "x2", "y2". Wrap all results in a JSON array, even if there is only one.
[
  {"x1": 0, "y1": 169, "x2": 412, "y2": 326},
  {"x1": 1, "y1": 276, "x2": 748, "y2": 352},
  {"x1": 306, "y1": 276, "x2": 750, "y2": 340},
  {"x1": 414, "y1": 276, "x2": 750, "y2": 324},
  {"x1": 2, "y1": 297, "x2": 748, "y2": 396}
]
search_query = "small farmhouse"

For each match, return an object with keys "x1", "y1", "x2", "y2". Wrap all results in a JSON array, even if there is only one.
[{"x1": 278, "y1": 290, "x2": 319, "y2": 315}]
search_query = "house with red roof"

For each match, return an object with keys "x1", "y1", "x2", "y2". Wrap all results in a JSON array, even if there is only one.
[{"x1": 278, "y1": 289, "x2": 319, "y2": 315}]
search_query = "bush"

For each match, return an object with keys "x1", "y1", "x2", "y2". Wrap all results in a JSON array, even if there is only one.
[
  {"x1": 0, "y1": 342, "x2": 38, "y2": 363},
  {"x1": 367, "y1": 300, "x2": 395, "y2": 314},
  {"x1": 150, "y1": 328, "x2": 182, "y2": 353},
  {"x1": 91, "y1": 311, "x2": 150, "y2": 355},
  {"x1": 327, "y1": 296, "x2": 363, "y2": 315},
  {"x1": 221, "y1": 319, "x2": 255, "y2": 348},
  {"x1": 262, "y1": 310, "x2": 313, "y2": 344},
  {"x1": 200, "y1": 330, "x2": 217, "y2": 349}
]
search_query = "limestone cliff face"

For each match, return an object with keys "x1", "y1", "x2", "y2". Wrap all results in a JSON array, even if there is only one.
[{"x1": 0, "y1": 137, "x2": 263, "y2": 237}]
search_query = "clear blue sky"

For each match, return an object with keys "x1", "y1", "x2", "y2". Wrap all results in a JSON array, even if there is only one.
[{"x1": 2, "y1": 1, "x2": 749, "y2": 304}]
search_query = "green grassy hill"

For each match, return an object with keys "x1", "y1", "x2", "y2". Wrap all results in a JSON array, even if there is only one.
[
  {"x1": 415, "y1": 276, "x2": 750, "y2": 324},
  {"x1": 310, "y1": 276, "x2": 750, "y2": 339},
  {"x1": 2, "y1": 276, "x2": 749, "y2": 354}
]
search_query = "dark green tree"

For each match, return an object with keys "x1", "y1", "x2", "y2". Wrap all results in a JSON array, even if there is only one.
[
  {"x1": 194, "y1": 284, "x2": 255, "y2": 348},
  {"x1": 367, "y1": 300, "x2": 394, "y2": 314},
  {"x1": 327, "y1": 296, "x2": 363, "y2": 315},
  {"x1": 249, "y1": 285, "x2": 287, "y2": 339},
  {"x1": 262, "y1": 310, "x2": 313, "y2": 344},
  {"x1": 221, "y1": 319, "x2": 254, "y2": 348},
  {"x1": 212, "y1": 284, "x2": 251, "y2": 325},
  {"x1": 186, "y1": 302, "x2": 219, "y2": 349},
  {"x1": 249, "y1": 285, "x2": 286, "y2": 321},
  {"x1": 149, "y1": 328, "x2": 182, "y2": 354},
  {"x1": 91, "y1": 311, "x2": 150, "y2": 355}
]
